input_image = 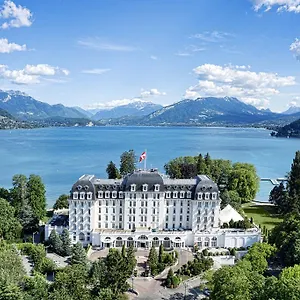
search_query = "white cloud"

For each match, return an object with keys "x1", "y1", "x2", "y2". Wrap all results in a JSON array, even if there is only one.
[
  {"x1": 0, "y1": 64, "x2": 69, "y2": 85},
  {"x1": 150, "y1": 55, "x2": 158, "y2": 60},
  {"x1": 88, "y1": 88, "x2": 166, "y2": 109},
  {"x1": 0, "y1": 0, "x2": 33, "y2": 29},
  {"x1": 140, "y1": 88, "x2": 166, "y2": 98},
  {"x1": 290, "y1": 38, "x2": 300, "y2": 60},
  {"x1": 190, "y1": 31, "x2": 234, "y2": 42},
  {"x1": 252, "y1": 0, "x2": 300, "y2": 13},
  {"x1": 78, "y1": 38, "x2": 138, "y2": 51},
  {"x1": 184, "y1": 63, "x2": 296, "y2": 108},
  {"x1": 82, "y1": 68, "x2": 111, "y2": 75},
  {"x1": 0, "y1": 38, "x2": 26, "y2": 53},
  {"x1": 175, "y1": 52, "x2": 191, "y2": 57}
]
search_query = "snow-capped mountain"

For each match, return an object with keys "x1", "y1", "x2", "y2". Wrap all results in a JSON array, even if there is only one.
[
  {"x1": 0, "y1": 90, "x2": 87, "y2": 120},
  {"x1": 92, "y1": 101, "x2": 163, "y2": 120},
  {"x1": 282, "y1": 106, "x2": 300, "y2": 115}
]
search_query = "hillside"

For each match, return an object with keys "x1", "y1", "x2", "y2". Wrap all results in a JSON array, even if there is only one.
[
  {"x1": 0, "y1": 108, "x2": 35, "y2": 129},
  {"x1": 0, "y1": 90, "x2": 87, "y2": 120},
  {"x1": 92, "y1": 101, "x2": 163, "y2": 120},
  {"x1": 273, "y1": 118, "x2": 300, "y2": 138},
  {"x1": 101, "y1": 97, "x2": 281, "y2": 126}
]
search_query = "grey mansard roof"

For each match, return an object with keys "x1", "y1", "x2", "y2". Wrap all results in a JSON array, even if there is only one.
[{"x1": 70, "y1": 169, "x2": 219, "y2": 198}]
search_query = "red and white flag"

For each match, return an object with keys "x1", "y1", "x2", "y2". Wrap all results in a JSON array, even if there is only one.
[{"x1": 139, "y1": 151, "x2": 146, "y2": 162}]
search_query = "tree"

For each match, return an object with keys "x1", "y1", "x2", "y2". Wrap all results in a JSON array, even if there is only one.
[
  {"x1": 50, "y1": 265, "x2": 90, "y2": 300},
  {"x1": 23, "y1": 274, "x2": 49, "y2": 300},
  {"x1": 0, "y1": 198, "x2": 22, "y2": 240},
  {"x1": 0, "y1": 188, "x2": 10, "y2": 202},
  {"x1": 18, "y1": 199, "x2": 39, "y2": 234},
  {"x1": 196, "y1": 154, "x2": 207, "y2": 175},
  {"x1": 125, "y1": 245, "x2": 136, "y2": 277},
  {"x1": 158, "y1": 244, "x2": 164, "y2": 264},
  {"x1": 0, "y1": 283, "x2": 24, "y2": 300},
  {"x1": 210, "y1": 265, "x2": 251, "y2": 300},
  {"x1": 61, "y1": 229, "x2": 72, "y2": 256},
  {"x1": 71, "y1": 242, "x2": 87, "y2": 267},
  {"x1": 148, "y1": 245, "x2": 158, "y2": 275},
  {"x1": 10, "y1": 174, "x2": 27, "y2": 215},
  {"x1": 53, "y1": 194, "x2": 69, "y2": 210},
  {"x1": 269, "y1": 213, "x2": 300, "y2": 266},
  {"x1": 49, "y1": 230, "x2": 63, "y2": 255},
  {"x1": 26, "y1": 175, "x2": 47, "y2": 220},
  {"x1": 277, "y1": 264, "x2": 300, "y2": 299},
  {"x1": 119, "y1": 150, "x2": 136, "y2": 176},
  {"x1": 106, "y1": 161, "x2": 120, "y2": 179},
  {"x1": 269, "y1": 182, "x2": 288, "y2": 214},
  {"x1": 121, "y1": 244, "x2": 126, "y2": 258}
]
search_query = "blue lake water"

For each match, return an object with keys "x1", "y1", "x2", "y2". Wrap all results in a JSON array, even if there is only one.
[{"x1": 0, "y1": 126, "x2": 299, "y2": 206}]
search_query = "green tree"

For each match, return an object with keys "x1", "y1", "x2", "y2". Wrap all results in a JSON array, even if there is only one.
[
  {"x1": 269, "y1": 182, "x2": 288, "y2": 214},
  {"x1": 269, "y1": 213, "x2": 300, "y2": 266},
  {"x1": 0, "y1": 187, "x2": 10, "y2": 202},
  {"x1": 26, "y1": 175, "x2": 47, "y2": 220},
  {"x1": 61, "y1": 229, "x2": 72, "y2": 256},
  {"x1": 125, "y1": 245, "x2": 136, "y2": 277},
  {"x1": 277, "y1": 264, "x2": 300, "y2": 300},
  {"x1": 0, "y1": 284, "x2": 24, "y2": 300},
  {"x1": 49, "y1": 230, "x2": 63, "y2": 255},
  {"x1": 18, "y1": 199, "x2": 39, "y2": 234},
  {"x1": 121, "y1": 244, "x2": 126, "y2": 258},
  {"x1": 71, "y1": 242, "x2": 87, "y2": 267},
  {"x1": 210, "y1": 265, "x2": 251, "y2": 300},
  {"x1": 23, "y1": 273, "x2": 49, "y2": 300},
  {"x1": 106, "y1": 161, "x2": 121, "y2": 179},
  {"x1": 0, "y1": 198, "x2": 22, "y2": 240},
  {"x1": 158, "y1": 244, "x2": 164, "y2": 264},
  {"x1": 119, "y1": 150, "x2": 136, "y2": 176},
  {"x1": 10, "y1": 174, "x2": 27, "y2": 215},
  {"x1": 53, "y1": 194, "x2": 69, "y2": 210},
  {"x1": 148, "y1": 245, "x2": 158, "y2": 275},
  {"x1": 196, "y1": 154, "x2": 207, "y2": 175},
  {"x1": 50, "y1": 265, "x2": 90, "y2": 300}
]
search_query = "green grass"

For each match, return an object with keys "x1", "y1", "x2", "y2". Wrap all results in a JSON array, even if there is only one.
[{"x1": 242, "y1": 203, "x2": 283, "y2": 230}]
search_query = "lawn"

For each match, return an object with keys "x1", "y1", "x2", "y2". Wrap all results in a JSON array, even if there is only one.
[{"x1": 242, "y1": 203, "x2": 283, "y2": 230}]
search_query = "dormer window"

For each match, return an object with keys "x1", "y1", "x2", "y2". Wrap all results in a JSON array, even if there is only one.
[
  {"x1": 212, "y1": 192, "x2": 217, "y2": 200},
  {"x1": 173, "y1": 191, "x2": 178, "y2": 198},
  {"x1": 73, "y1": 192, "x2": 78, "y2": 200},
  {"x1": 166, "y1": 191, "x2": 171, "y2": 198},
  {"x1": 180, "y1": 191, "x2": 185, "y2": 199},
  {"x1": 105, "y1": 191, "x2": 110, "y2": 198},
  {"x1": 84, "y1": 185, "x2": 89, "y2": 191},
  {"x1": 205, "y1": 193, "x2": 210, "y2": 200},
  {"x1": 142, "y1": 184, "x2": 148, "y2": 192},
  {"x1": 80, "y1": 192, "x2": 85, "y2": 200},
  {"x1": 77, "y1": 185, "x2": 82, "y2": 191},
  {"x1": 98, "y1": 191, "x2": 103, "y2": 198},
  {"x1": 131, "y1": 184, "x2": 136, "y2": 192},
  {"x1": 197, "y1": 193, "x2": 202, "y2": 200},
  {"x1": 87, "y1": 192, "x2": 92, "y2": 200},
  {"x1": 112, "y1": 191, "x2": 117, "y2": 198},
  {"x1": 154, "y1": 184, "x2": 160, "y2": 192}
]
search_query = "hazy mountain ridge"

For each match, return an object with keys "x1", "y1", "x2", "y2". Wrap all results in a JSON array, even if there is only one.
[
  {"x1": 282, "y1": 106, "x2": 300, "y2": 115},
  {"x1": 0, "y1": 90, "x2": 87, "y2": 120},
  {"x1": 92, "y1": 101, "x2": 163, "y2": 120}
]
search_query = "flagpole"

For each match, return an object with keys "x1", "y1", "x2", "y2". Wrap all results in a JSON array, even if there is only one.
[{"x1": 144, "y1": 149, "x2": 147, "y2": 171}]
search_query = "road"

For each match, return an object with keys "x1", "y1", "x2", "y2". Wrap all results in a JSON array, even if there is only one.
[{"x1": 46, "y1": 252, "x2": 68, "y2": 268}]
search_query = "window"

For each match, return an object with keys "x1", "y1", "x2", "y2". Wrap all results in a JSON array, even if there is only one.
[
  {"x1": 112, "y1": 192, "x2": 117, "y2": 199},
  {"x1": 131, "y1": 184, "x2": 136, "y2": 192},
  {"x1": 88, "y1": 202, "x2": 91, "y2": 207},
  {"x1": 119, "y1": 223, "x2": 122, "y2": 229},
  {"x1": 198, "y1": 201, "x2": 202, "y2": 208},
  {"x1": 88, "y1": 209, "x2": 90, "y2": 215},
  {"x1": 197, "y1": 217, "x2": 200, "y2": 223},
  {"x1": 205, "y1": 193, "x2": 210, "y2": 200},
  {"x1": 198, "y1": 210, "x2": 201, "y2": 215},
  {"x1": 73, "y1": 235, "x2": 76, "y2": 241},
  {"x1": 180, "y1": 208, "x2": 183, "y2": 213},
  {"x1": 187, "y1": 191, "x2": 191, "y2": 198},
  {"x1": 205, "y1": 202, "x2": 209, "y2": 208},
  {"x1": 173, "y1": 208, "x2": 176, "y2": 214},
  {"x1": 87, "y1": 217, "x2": 90, "y2": 222},
  {"x1": 98, "y1": 191, "x2": 103, "y2": 198},
  {"x1": 74, "y1": 217, "x2": 77, "y2": 222},
  {"x1": 179, "y1": 222, "x2": 182, "y2": 228},
  {"x1": 142, "y1": 184, "x2": 148, "y2": 192},
  {"x1": 211, "y1": 237, "x2": 217, "y2": 247},
  {"x1": 166, "y1": 200, "x2": 169, "y2": 206},
  {"x1": 153, "y1": 201, "x2": 156, "y2": 207},
  {"x1": 119, "y1": 191, "x2": 123, "y2": 198},
  {"x1": 81, "y1": 202, "x2": 84, "y2": 207},
  {"x1": 129, "y1": 201, "x2": 132, "y2": 207},
  {"x1": 173, "y1": 216, "x2": 175, "y2": 222},
  {"x1": 105, "y1": 191, "x2": 110, "y2": 198},
  {"x1": 166, "y1": 208, "x2": 169, "y2": 213},
  {"x1": 99, "y1": 207, "x2": 101, "y2": 214},
  {"x1": 153, "y1": 194, "x2": 156, "y2": 200},
  {"x1": 212, "y1": 193, "x2": 217, "y2": 200},
  {"x1": 212, "y1": 202, "x2": 216, "y2": 208},
  {"x1": 80, "y1": 192, "x2": 85, "y2": 200},
  {"x1": 73, "y1": 224, "x2": 76, "y2": 230},
  {"x1": 165, "y1": 223, "x2": 168, "y2": 228},
  {"x1": 106, "y1": 208, "x2": 108, "y2": 214},
  {"x1": 187, "y1": 215, "x2": 189, "y2": 222},
  {"x1": 152, "y1": 216, "x2": 155, "y2": 222},
  {"x1": 80, "y1": 217, "x2": 83, "y2": 222},
  {"x1": 205, "y1": 209, "x2": 208, "y2": 215},
  {"x1": 141, "y1": 201, "x2": 144, "y2": 207},
  {"x1": 153, "y1": 208, "x2": 156, "y2": 214},
  {"x1": 180, "y1": 191, "x2": 185, "y2": 199},
  {"x1": 106, "y1": 200, "x2": 109, "y2": 206},
  {"x1": 204, "y1": 217, "x2": 207, "y2": 223},
  {"x1": 105, "y1": 223, "x2": 108, "y2": 228},
  {"x1": 87, "y1": 192, "x2": 92, "y2": 200},
  {"x1": 79, "y1": 224, "x2": 83, "y2": 230},
  {"x1": 112, "y1": 216, "x2": 115, "y2": 221},
  {"x1": 166, "y1": 216, "x2": 169, "y2": 221},
  {"x1": 74, "y1": 209, "x2": 77, "y2": 214},
  {"x1": 120, "y1": 200, "x2": 123, "y2": 206},
  {"x1": 197, "y1": 193, "x2": 202, "y2": 200},
  {"x1": 98, "y1": 215, "x2": 101, "y2": 221},
  {"x1": 154, "y1": 184, "x2": 160, "y2": 192},
  {"x1": 180, "y1": 215, "x2": 182, "y2": 221},
  {"x1": 119, "y1": 215, "x2": 122, "y2": 221},
  {"x1": 113, "y1": 208, "x2": 115, "y2": 214},
  {"x1": 157, "y1": 194, "x2": 160, "y2": 199},
  {"x1": 73, "y1": 192, "x2": 78, "y2": 200},
  {"x1": 87, "y1": 224, "x2": 90, "y2": 230},
  {"x1": 119, "y1": 207, "x2": 122, "y2": 214},
  {"x1": 211, "y1": 217, "x2": 214, "y2": 223},
  {"x1": 204, "y1": 238, "x2": 209, "y2": 247},
  {"x1": 166, "y1": 192, "x2": 171, "y2": 199},
  {"x1": 105, "y1": 215, "x2": 108, "y2": 221},
  {"x1": 173, "y1": 191, "x2": 178, "y2": 198},
  {"x1": 129, "y1": 216, "x2": 131, "y2": 222}
]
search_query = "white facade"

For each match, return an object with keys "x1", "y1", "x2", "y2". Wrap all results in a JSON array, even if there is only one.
[{"x1": 66, "y1": 170, "x2": 261, "y2": 249}]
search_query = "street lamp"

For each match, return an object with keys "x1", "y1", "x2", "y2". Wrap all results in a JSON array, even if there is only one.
[{"x1": 131, "y1": 275, "x2": 134, "y2": 290}]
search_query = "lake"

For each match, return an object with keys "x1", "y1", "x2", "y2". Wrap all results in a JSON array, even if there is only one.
[{"x1": 0, "y1": 126, "x2": 299, "y2": 206}]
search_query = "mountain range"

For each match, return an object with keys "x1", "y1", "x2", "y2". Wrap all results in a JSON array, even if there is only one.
[
  {"x1": 91, "y1": 101, "x2": 163, "y2": 120},
  {"x1": 282, "y1": 106, "x2": 300, "y2": 115},
  {"x1": 1, "y1": 89, "x2": 300, "y2": 129}
]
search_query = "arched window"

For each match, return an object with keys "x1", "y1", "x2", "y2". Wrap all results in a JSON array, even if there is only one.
[
  {"x1": 79, "y1": 232, "x2": 85, "y2": 241},
  {"x1": 116, "y1": 236, "x2": 122, "y2": 247},
  {"x1": 138, "y1": 235, "x2": 148, "y2": 240},
  {"x1": 204, "y1": 237, "x2": 210, "y2": 247},
  {"x1": 163, "y1": 237, "x2": 171, "y2": 248},
  {"x1": 175, "y1": 237, "x2": 181, "y2": 241},
  {"x1": 152, "y1": 237, "x2": 159, "y2": 247}
]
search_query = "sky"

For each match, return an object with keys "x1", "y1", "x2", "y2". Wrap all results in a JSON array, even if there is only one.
[{"x1": 1, "y1": 0, "x2": 300, "y2": 112}]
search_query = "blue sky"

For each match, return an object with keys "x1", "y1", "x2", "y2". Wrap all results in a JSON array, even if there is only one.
[{"x1": 1, "y1": 0, "x2": 300, "y2": 112}]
